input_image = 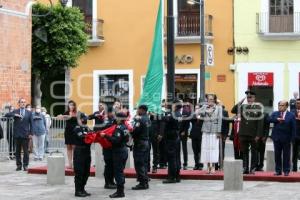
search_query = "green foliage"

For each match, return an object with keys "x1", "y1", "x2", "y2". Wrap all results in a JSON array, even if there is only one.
[{"x1": 32, "y1": 3, "x2": 88, "y2": 78}]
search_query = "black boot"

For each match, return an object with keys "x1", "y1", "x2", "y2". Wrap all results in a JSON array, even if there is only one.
[
  {"x1": 176, "y1": 173, "x2": 181, "y2": 183},
  {"x1": 132, "y1": 183, "x2": 148, "y2": 190},
  {"x1": 105, "y1": 183, "x2": 117, "y2": 189},
  {"x1": 82, "y1": 188, "x2": 91, "y2": 196},
  {"x1": 109, "y1": 186, "x2": 125, "y2": 198},
  {"x1": 75, "y1": 191, "x2": 87, "y2": 197},
  {"x1": 75, "y1": 181, "x2": 87, "y2": 197},
  {"x1": 162, "y1": 178, "x2": 177, "y2": 184},
  {"x1": 243, "y1": 153, "x2": 249, "y2": 174}
]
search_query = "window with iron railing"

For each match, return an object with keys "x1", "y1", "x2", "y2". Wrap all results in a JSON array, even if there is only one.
[
  {"x1": 72, "y1": 0, "x2": 93, "y2": 37},
  {"x1": 269, "y1": 0, "x2": 294, "y2": 32},
  {"x1": 72, "y1": 0, "x2": 104, "y2": 41},
  {"x1": 177, "y1": 13, "x2": 213, "y2": 36},
  {"x1": 177, "y1": 0, "x2": 213, "y2": 37}
]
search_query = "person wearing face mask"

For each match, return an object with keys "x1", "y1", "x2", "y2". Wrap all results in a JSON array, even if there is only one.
[
  {"x1": 41, "y1": 107, "x2": 51, "y2": 154},
  {"x1": 31, "y1": 106, "x2": 47, "y2": 161}
]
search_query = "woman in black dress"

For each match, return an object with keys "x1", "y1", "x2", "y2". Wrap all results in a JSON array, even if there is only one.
[{"x1": 58, "y1": 100, "x2": 80, "y2": 169}]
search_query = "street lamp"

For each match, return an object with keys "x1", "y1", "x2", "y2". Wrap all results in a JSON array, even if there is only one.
[
  {"x1": 60, "y1": 0, "x2": 68, "y2": 7},
  {"x1": 187, "y1": 0, "x2": 206, "y2": 103},
  {"x1": 187, "y1": 0, "x2": 197, "y2": 5}
]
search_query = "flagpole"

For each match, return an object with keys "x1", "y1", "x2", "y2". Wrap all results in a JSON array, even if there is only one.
[
  {"x1": 161, "y1": 0, "x2": 166, "y2": 102},
  {"x1": 167, "y1": 0, "x2": 175, "y2": 103}
]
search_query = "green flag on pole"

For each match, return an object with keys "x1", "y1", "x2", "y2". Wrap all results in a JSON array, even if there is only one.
[{"x1": 138, "y1": 0, "x2": 164, "y2": 114}]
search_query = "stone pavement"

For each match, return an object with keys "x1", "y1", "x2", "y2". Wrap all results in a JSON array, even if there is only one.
[{"x1": 1, "y1": 159, "x2": 300, "y2": 200}]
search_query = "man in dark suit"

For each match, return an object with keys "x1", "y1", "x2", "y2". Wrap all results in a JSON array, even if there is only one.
[
  {"x1": 231, "y1": 90, "x2": 264, "y2": 174},
  {"x1": 289, "y1": 91, "x2": 298, "y2": 113},
  {"x1": 269, "y1": 100, "x2": 296, "y2": 176},
  {"x1": 6, "y1": 98, "x2": 32, "y2": 171},
  {"x1": 291, "y1": 99, "x2": 300, "y2": 172},
  {"x1": 0, "y1": 122, "x2": 3, "y2": 140}
]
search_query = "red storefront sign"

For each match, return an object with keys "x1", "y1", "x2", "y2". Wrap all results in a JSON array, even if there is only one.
[{"x1": 248, "y1": 72, "x2": 273, "y2": 86}]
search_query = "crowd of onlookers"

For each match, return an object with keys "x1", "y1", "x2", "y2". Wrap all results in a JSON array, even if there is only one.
[
  {"x1": 1, "y1": 90, "x2": 300, "y2": 177},
  {"x1": 0, "y1": 99, "x2": 51, "y2": 170}
]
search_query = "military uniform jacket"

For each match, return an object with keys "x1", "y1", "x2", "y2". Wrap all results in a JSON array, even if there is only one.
[
  {"x1": 105, "y1": 124, "x2": 129, "y2": 148},
  {"x1": 88, "y1": 110, "x2": 105, "y2": 131},
  {"x1": 132, "y1": 114, "x2": 151, "y2": 142},
  {"x1": 162, "y1": 110, "x2": 183, "y2": 140},
  {"x1": 231, "y1": 103, "x2": 264, "y2": 137},
  {"x1": 73, "y1": 125, "x2": 92, "y2": 147},
  {"x1": 190, "y1": 113, "x2": 203, "y2": 139},
  {"x1": 149, "y1": 114, "x2": 163, "y2": 139}
]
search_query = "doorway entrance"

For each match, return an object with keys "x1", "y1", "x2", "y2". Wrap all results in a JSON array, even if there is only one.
[
  {"x1": 248, "y1": 72, "x2": 274, "y2": 114},
  {"x1": 175, "y1": 74, "x2": 197, "y2": 105}
]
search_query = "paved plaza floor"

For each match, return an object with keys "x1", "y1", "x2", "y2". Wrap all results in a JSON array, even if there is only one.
[{"x1": 1, "y1": 158, "x2": 300, "y2": 200}]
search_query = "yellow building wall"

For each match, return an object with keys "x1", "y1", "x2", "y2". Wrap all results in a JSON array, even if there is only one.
[
  {"x1": 174, "y1": 0, "x2": 234, "y2": 110},
  {"x1": 235, "y1": 0, "x2": 300, "y2": 63},
  {"x1": 38, "y1": 0, "x2": 234, "y2": 114},
  {"x1": 71, "y1": 0, "x2": 159, "y2": 114}
]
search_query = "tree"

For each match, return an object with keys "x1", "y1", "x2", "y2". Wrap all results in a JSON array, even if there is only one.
[{"x1": 32, "y1": 3, "x2": 88, "y2": 107}]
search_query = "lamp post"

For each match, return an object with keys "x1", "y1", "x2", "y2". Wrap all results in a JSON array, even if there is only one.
[{"x1": 187, "y1": 0, "x2": 205, "y2": 103}]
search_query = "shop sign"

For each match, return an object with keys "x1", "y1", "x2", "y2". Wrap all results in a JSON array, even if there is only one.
[
  {"x1": 164, "y1": 55, "x2": 193, "y2": 64},
  {"x1": 175, "y1": 74, "x2": 197, "y2": 82},
  {"x1": 217, "y1": 74, "x2": 226, "y2": 82},
  {"x1": 248, "y1": 72, "x2": 273, "y2": 86},
  {"x1": 206, "y1": 44, "x2": 214, "y2": 66}
]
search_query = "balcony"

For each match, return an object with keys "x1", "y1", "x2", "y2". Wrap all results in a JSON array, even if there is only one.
[
  {"x1": 256, "y1": 12, "x2": 300, "y2": 40},
  {"x1": 85, "y1": 18, "x2": 105, "y2": 46},
  {"x1": 164, "y1": 13, "x2": 213, "y2": 44}
]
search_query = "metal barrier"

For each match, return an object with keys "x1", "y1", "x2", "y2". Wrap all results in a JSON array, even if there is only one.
[
  {"x1": 47, "y1": 117, "x2": 66, "y2": 153},
  {"x1": 0, "y1": 116, "x2": 96, "y2": 161},
  {"x1": 0, "y1": 117, "x2": 14, "y2": 160}
]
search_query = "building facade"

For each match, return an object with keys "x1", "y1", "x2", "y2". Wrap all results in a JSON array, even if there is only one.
[
  {"x1": 0, "y1": 0, "x2": 32, "y2": 110},
  {"x1": 234, "y1": 0, "x2": 300, "y2": 113},
  {"x1": 57, "y1": 0, "x2": 234, "y2": 114}
]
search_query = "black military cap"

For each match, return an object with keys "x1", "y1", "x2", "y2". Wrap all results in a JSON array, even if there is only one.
[
  {"x1": 80, "y1": 113, "x2": 88, "y2": 125},
  {"x1": 138, "y1": 104, "x2": 148, "y2": 112},
  {"x1": 115, "y1": 112, "x2": 127, "y2": 118},
  {"x1": 245, "y1": 90, "x2": 256, "y2": 96},
  {"x1": 107, "y1": 107, "x2": 113, "y2": 113}
]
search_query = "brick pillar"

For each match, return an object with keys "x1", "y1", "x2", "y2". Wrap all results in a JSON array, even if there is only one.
[{"x1": 0, "y1": 0, "x2": 32, "y2": 111}]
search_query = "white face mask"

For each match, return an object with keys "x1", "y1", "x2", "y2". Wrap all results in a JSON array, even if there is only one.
[
  {"x1": 36, "y1": 109, "x2": 41, "y2": 113},
  {"x1": 41, "y1": 111, "x2": 46, "y2": 115}
]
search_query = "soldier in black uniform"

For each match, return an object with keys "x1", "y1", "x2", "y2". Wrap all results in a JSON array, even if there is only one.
[
  {"x1": 231, "y1": 90, "x2": 264, "y2": 174},
  {"x1": 256, "y1": 112, "x2": 270, "y2": 171},
  {"x1": 190, "y1": 104, "x2": 204, "y2": 170},
  {"x1": 89, "y1": 106, "x2": 117, "y2": 189},
  {"x1": 149, "y1": 112, "x2": 163, "y2": 173},
  {"x1": 162, "y1": 99, "x2": 183, "y2": 183},
  {"x1": 73, "y1": 114, "x2": 92, "y2": 197},
  {"x1": 180, "y1": 100, "x2": 192, "y2": 170},
  {"x1": 131, "y1": 105, "x2": 151, "y2": 190},
  {"x1": 100, "y1": 112, "x2": 129, "y2": 198}
]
